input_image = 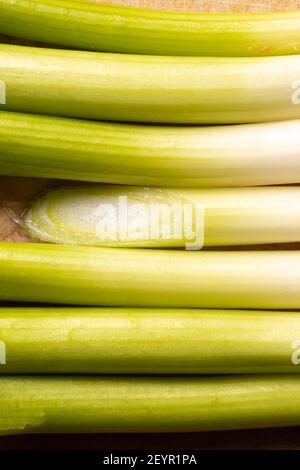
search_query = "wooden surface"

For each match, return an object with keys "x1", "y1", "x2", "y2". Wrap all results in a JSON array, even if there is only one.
[
  {"x1": 1, "y1": 0, "x2": 300, "y2": 451},
  {"x1": 92, "y1": 0, "x2": 300, "y2": 12}
]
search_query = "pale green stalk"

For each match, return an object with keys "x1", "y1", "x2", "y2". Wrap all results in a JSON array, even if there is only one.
[
  {"x1": 22, "y1": 185, "x2": 300, "y2": 247},
  {"x1": 0, "y1": 242, "x2": 299, "y2": 309},
  {"x1": 0, "y1": 307, "x2": 300, "y2": 374},
  {"x1": 1, "y1": 0, "x2": 300, "y2": 56},
  {"x1": 2, "y1": 375, "x2": 300, "y2": 435},
  {"x1": 1, "y1": 45, "x2": 300, "y2": 123},
  {"x1": 2, "y1": 111, "x2": 300, "y2": 186}
]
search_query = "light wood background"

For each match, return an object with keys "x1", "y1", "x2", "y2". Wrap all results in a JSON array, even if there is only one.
[
  {"x1": 1, "y1": 0, "x2": 300, "y2": 450},
  {"x1": 91, "y1": 0, "x2": 300, "y2": 12}
]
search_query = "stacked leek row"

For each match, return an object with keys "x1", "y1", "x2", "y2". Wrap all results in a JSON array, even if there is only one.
[{"x1": 1, "y1": 0, "x2": 300, "y2": 436}]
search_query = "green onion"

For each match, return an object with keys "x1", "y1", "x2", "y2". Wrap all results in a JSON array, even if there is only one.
[
  {"x1": 1, "y1": 45, "x2": 300, "y2": 124},
  {"x1": 1, "y1": 0, "x2": 300, "y2": 57},
  {"x1": 2, "y1": 111, "x2": 300, "y2": 186},
  {"x1": 22, "y1": 184, "x2": 300, "y2": 247},
  {"x1": 2, "y1": 375, "x2": 300, "y2": 435},
  {"x1": 0, "y1": 242, "x2": 299, "y2": 309},
  {"x1": 0, "y1": 307, "x2": 300, "y2": 374}
]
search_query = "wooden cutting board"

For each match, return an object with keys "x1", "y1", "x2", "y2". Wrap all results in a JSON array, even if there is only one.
[{"x1": 1, "y1": 0, "x2": 300, "y2": 450}]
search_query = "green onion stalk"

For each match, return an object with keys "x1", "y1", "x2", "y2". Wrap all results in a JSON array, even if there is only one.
[
  {"x1": 0, "y1": 307, "x2": 300, "y2": 374},
  {"x1": 2, "y1": 375, "x2": 300, "y2": 435},
  {"x1": 1, "y1": 112, "x2": 300, "y2": 186},
  {"x1": 1, "y1": 45, "x2": 300, "y2": 123},
  {"x1": 1, "y1": 0, "x2": 300, "y2": 57},
  {"x1": 0, "y1": 242, "x2": 299, "y2": 309}
]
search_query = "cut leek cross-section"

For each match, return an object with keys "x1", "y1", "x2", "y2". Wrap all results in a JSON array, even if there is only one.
[
  {"x1": 1, "y1": 0, "x2": 300, "y2": 57},
  {"x1": 0, "y1": 307, "x2": 300, "y2": 375},
  {"x1": 1, "y1": 111, "x2": 300, "y2": 186},
  {"x1": 1, "y1": 45, "x2": 300, "y2": 123},
  {"x1": 0, "y1": 242, "x2": 299, "y2": 310},
  {"x1": 22, "y1": 185, "x2": 300, "y2": 247}
]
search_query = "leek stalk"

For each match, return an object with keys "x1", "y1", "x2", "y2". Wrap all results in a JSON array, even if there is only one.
[
  {"x1": 1, "y1": 45, "x2": 300, "y2": 123},
  {"x1": 22, "y1": 185, "x2": 300, "y2": 247},
  {"x1": 1, "y1": 111, "x2": 300, "y2": 186},
  {"x1": 1, "y1": 1, "x2": 300, "y2": 57},
  {"x1": 0, "y1": 242, "x2": 299, "y2": 309},
  {"x1": 0, "y1": 307, "x2": 299, "y2": 374},
  {"x1": 2, "y1": 375, "x2": 300, "y2": 435}
]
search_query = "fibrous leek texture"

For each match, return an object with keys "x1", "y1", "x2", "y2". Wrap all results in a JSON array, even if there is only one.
[
  {"x1": 0, "y1": 307, "x2": 299, "y2": 374},
  {"x1": 2, "y1": 376, "x2": 300, "y2": 435},
  {"x1": 0, "y1": 243, "x2": 299, "y2": 309},
  {"x1": 1, "y1": 111, "x2": 300, "y2": 186},
  {"x1": 1, "y1": 1, "x2": 300, "y2": 57},
  {"x1": 1, "y1": 46, "x2": 300, "y2": 123}
]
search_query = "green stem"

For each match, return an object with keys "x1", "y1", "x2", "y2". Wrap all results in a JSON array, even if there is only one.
[
  {"x1": 2, "y1": 111, "x2": 300, "y2": 186},
  {"x1": 0, "y1": 307, "x2": 299, "y2": 374},
  {"x1": 1, "y1": 45, "x2": 300, "y2": 124},
  {"x1": 1, "y1": 0, "x2": 300, "y2": 56},
  {"x1": 2, "y1": 375, "x2": 300, "y2": 435},
  {"x1": 0, "y1": 242, "x2": 299, "y2": 309}
]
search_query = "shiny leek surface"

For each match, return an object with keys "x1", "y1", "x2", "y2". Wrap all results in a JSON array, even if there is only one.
[
  {"x1": 0, "y1": 307, "x2": 300, "y2": 374},
  {"x1": 22, "y1": 185, "x2": 300, "y2": 247},
  {"x1": 2, "y1": 375, "x2": 300, "y2": 435},
  {"x1": 1, "y1": 45, "x2": 300, "y2": 124},
  {"x1": 1, "y1": 1, "x2": 300, "y2": 57},
  {"x1": 2, "y1": 111, "x2": 300, "y2": 186},
  {"x1": 0, "y1": 242, "x2": 299, "y2": 309}
]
